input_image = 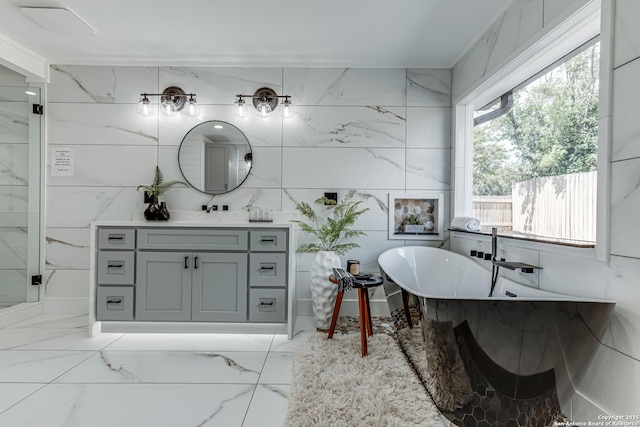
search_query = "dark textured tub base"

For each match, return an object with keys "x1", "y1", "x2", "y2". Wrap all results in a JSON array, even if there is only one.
[{"x1": 391, "y1": 306, "x2": 567, "y2": 427}]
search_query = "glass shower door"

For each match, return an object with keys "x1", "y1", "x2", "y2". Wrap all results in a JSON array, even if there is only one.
[{"x1": 0, "y1": 85, "x2": 41, "y2": 306}]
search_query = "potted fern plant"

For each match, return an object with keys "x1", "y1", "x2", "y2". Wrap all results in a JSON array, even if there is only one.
[
  {"x1": 137, "y1": 166, "x2": 186, "y2": 221},
  {"x1": 291, "y1": 190, "x2": 369, "y2": 330}
]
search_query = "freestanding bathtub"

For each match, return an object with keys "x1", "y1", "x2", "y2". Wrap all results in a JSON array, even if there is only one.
[{"x1": 377, "y1": 246, "x2": 615, "y2": 426}]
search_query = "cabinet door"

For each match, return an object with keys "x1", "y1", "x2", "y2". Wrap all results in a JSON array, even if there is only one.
[
  {"x1": 136, "y1": 252, "x2": 192, "y2": 321},
  {"x1": 191, "y1": 252, "x2": 248, "y2": 322}
]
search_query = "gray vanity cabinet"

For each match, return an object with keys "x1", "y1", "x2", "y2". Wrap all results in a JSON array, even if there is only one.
[
  {"x1": 94, "y1": 225, "x2": 290, "y2": 329},
  {"x1": 135, "y1": 252, "x2": 192, "y2": 321},
  {"x1": 136, "y1": 251, "x2": 248, "y2": 322}
]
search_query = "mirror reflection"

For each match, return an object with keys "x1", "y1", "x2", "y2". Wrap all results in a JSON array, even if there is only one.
[{"x1": 178, "y1": 121, "x2": 252, "y2": 194}]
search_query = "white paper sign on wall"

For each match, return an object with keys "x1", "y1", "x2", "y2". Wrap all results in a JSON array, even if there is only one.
[{"x1": 52, "y1": 147, "x2": 74, "y2": 176}]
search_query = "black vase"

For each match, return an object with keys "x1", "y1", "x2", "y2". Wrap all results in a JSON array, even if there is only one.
[
  {"x1": 157, "y1": 201, "x2": 171, "y2": 221},
  {"x1": 144, "y1": 195, "x2": 160, "y2": 220}
]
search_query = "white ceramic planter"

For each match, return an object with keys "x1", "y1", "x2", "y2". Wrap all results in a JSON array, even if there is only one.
[{"x1": 310, "y1": 250, "x2": 341, "y2": 330}]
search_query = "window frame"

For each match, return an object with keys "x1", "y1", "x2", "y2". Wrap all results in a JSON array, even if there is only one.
[{"x1": 452, "y1": 1, "x2": 611, "y2": 261}]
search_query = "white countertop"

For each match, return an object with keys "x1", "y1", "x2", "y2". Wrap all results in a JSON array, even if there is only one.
[{"x1": 93, "y1": 211, "x2": 299, "y2": 228}]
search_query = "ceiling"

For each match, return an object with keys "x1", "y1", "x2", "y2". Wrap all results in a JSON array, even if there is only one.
[{"x1": 0, "y1": 0, "x2": 515, "y2": 68}]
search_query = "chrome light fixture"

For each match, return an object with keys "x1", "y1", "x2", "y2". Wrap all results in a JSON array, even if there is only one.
[
  {"x1": 233, "y1": 87, "x2": 293, "y2": 119},
  {"x1": 137, "y1": 86, "x2": 200, "y2": 117}
]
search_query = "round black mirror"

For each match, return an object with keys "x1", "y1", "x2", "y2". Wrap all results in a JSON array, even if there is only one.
[{"x1": 178, "y1": 121, "x2": 252, "y2": 194}]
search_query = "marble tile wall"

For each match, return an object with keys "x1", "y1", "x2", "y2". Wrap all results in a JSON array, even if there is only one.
[
  {"x1": 45, "y1": 65, "x2": 452, "y2": 317},
  {"x1": 452, "y1": 0, "x2": 591, "y2": 102},
  {"x1": 450, "y1": 0, "x2": 640, "y2": 419}
]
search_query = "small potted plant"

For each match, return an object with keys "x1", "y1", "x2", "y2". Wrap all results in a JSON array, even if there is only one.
[
  {"x1": 137, "y1": 166, "x2": 186, "y2": 221},
  {"x1": 291, "y1": 190, "x2": 369, "y2": 330},
  {"x1": 403, "y1": 213, "x2": 424, "y2": 233}
]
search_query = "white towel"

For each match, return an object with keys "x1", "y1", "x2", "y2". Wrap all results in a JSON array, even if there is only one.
[{"x1": 450, "y1": 216, "x2": 481, "y2": 231}]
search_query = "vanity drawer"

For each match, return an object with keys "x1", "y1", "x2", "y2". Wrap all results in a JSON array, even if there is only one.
[
  {"x1": 137, "y1": 229, "x2": 248, "y2": 251},
  {"x1": 250, "y1": 230, "x2": 287, "y2": 252},
  {"x1": 98, "y1": 228, "x2": 135, "y2": 250},
  {"x1": 96, "y1": 286, "x2": 134, "y2": 321},
  {"x1": 97, "y1": 251, "x2": 135, "y2": 285},
  {"x1": 249, "y1": 288, "x2": 286, "y2": 323},
  {"x1": 249, "y1": 253, "x2": 286, "y2": 287}
]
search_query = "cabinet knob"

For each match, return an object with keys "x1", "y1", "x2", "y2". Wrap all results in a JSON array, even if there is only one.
[
  {"x1": 184, "y1": 256, "x2": 189, "y2": 269},
  {"x1": 194, "y1": 256, "x2": 199, "y2": 269}
]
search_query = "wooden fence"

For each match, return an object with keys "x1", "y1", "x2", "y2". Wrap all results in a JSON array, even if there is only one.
[{"x1": 473, "y1": 171, "x2": 597, "y2": 241}]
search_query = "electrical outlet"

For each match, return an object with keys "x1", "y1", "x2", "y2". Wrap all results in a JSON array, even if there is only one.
[
  {"x1": 222, "y1": 205, "x2": 229, "y2": 211},
  {"x1": 324, "y1": 192, "x2": 338, "y2": 205}
]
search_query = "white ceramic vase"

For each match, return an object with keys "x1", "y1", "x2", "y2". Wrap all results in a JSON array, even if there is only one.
[{"x1": 310, "y1": 250, "x2": 341, "y2": 330}]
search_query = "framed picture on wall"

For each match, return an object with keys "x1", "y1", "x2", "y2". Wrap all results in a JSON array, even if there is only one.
[{"x1": 388, "y1": 193, "x2": 444, "y2": 240}]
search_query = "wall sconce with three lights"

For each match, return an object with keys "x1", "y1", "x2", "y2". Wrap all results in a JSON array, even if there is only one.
[
  {"x1": 137, "y1": 86, "x2": 200, "y2": 117},
  {"x1": 234, "y1": 87, "x2": 293, "y2": 119},
  {"x1": 137, "y1": 86, "x2": 293, "y2": 119}
]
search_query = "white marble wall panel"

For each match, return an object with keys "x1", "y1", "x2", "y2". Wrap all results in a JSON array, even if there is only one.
[
  {"x1": 0, "y1": 186, "x2": 27, "y2": 214},
  {"x1": 158, "y1": 105, "x2": 282, "y2": 148},
  {"x1": 159, "y1": 67, "x2": 282, "y2": 105},
  {"x1": 538, "y1": 251, "x2": 607, "y2": 299},
  {"x1": 0, "y1": 270, "x2": 26, "y2": 302},
  {"x1": 611, "y1": 59, "x2": 640, "y2": 161},
  {"x1": 0, "y1": 144, "x2": 28, "y2": 185},
  {"x1": 283, "y1": 106, "x2": 405, "y2": 148},
  {"x1": 284, "y1": 68, "x2": 406, "y2": 106},
  {"x1": 46, "y1": 187, "x2": 142, "y2": 228},
  {"x1": 48, "y1": 66, "x2": 159, "y2": 103},
  {"x1": 602, "y1": 255, "x2": 640, "y2": 361},
  {"x1": 0, "y1": 102, "x2": 29, "y2": 143},
  {"x1": 47, "y1": 145, "x2": 157, "y2": 187},
  {"x1": 543, "y1": 0, "x2": 589, "y2": 27},
  {"x1": 406, "y1": 148, "x2": 451, "y2": 190},
  {"x1": 610, "y1": 158, "x2": 640, "y2": 258},
  {"x1": 47, "y1": 104, "x2": 158, "y2": 145},
  {"x1": 162, "y1": 187, "x2": 284, "y2": 214},
  {"x1": 44, "y1": 270, "x2": 90, "y2": 298},
  {"x1": 283, "y1": 188, "x2": 390, "y2": 232},
  {"x1": 0, "y1": 228, "x2": 26, "y2": 269},
  {"x1": 45, "y1": 228, "x2": 90, "y2": 270},
  {"x1": 613, "y1": 0, "x2": 640, "y2": 68},
  {"x1": 282, "y1": 148, "x2": 405, "y2": 189},
  {"x1": 452, "y1": 0, "x2": 544, "y2": 101},
  {"x1": 407, "y1": 69, "x2": 451, "y2": 107},
  {"x1": 406, "y1": 108, "x2": 451, "y2": 148},
  {"x1": 574, "y1": 342, "x2": 640, "y2": 415}
]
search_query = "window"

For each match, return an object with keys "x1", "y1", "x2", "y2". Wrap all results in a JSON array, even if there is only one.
[{"x1": 471, "y1": 40, "x2": 600, "y2": 245}]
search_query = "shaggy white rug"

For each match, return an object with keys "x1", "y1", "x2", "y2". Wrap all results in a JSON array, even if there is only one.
[{"x1": 286, "y1": 332, "x2": 447, "y2": 427}]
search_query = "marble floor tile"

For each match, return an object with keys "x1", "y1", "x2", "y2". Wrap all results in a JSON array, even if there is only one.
[
  {"x1": 258, "y1": 352, "x2": 293, "y2": 385},
  {"x1": 8, "y1": 314, "x2": 89, "y2": 329},
  {"x1": 0, "y1": 350, "x2": 94, "y2": 382},
  {"x1": 0, "y1": 383, "x2": 255, "y2": 427},
  {"x1": 103, "y1": 333, "x2": 274, "y2": 352},
  {"x1": 243, "y1": 384, "x2": 290, "y2": 427},
  {"x1": 0, "y1": 384, "x2": 45, "y2": 413},
  {"x1": 0, "y1": 314, "x2": 302, "y2": 426},
  {"x1": 6, "y1": 329, "x2": 124, "y2": 351},
  {"x1": 56, "y1": 350, "x2": 268, "y2": 384}
]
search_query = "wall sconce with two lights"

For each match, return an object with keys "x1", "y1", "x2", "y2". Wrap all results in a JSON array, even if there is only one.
[{"x1": 137, "y1": 86, "x2": 293, "y2": 119}]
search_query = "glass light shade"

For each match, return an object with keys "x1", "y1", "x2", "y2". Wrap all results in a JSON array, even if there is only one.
[
  {"x1": 137, "y1": 97, "x2": 155, "y2": 116},
  {"x1": 161, "y1": 99, "x2": 178, "y2": 117},
  {"x1": 282, "y1": 99, "x2": 293, "y2": 119},
  {"x1": 256, "y1": 101, "x2": 272, "y2": 118},
  {"x1": 234, "y1": 98, "x2": 249, "y2": 118},
  {"x1": 184, "y1": 97, "x2": 200, "y2": 117}
]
